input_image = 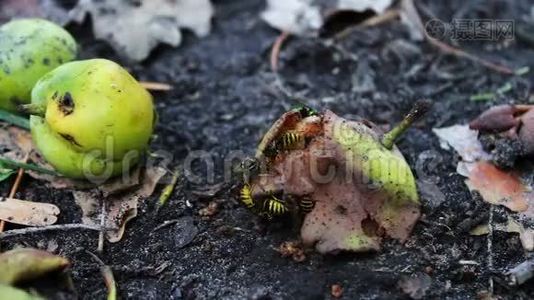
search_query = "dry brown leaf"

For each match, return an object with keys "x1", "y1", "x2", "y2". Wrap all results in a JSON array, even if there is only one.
[
  {"x1": 464, "y1": 161, "x2": 531, "y2": 212},
  {"x1": 73, "y1": 166, "x2": 167, "y2": 242},
  {"x1": 0, "y1": 198, "x2": 59, "y2": 227}
]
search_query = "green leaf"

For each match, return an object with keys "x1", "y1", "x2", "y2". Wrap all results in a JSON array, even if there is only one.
[
  {"x1": 0, "y1": 110, "x2": 30, "y2": 130},
  {"x1": 0, "y1": 169, "x2": 16, "y2": 182}
]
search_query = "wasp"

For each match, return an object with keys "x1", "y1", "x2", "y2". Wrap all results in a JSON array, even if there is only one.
[
  {"x1": 240, "y1": 184, "x2": 256, "y2": 210},
  {"x1": 240, "y1": 184, "x2": 315, "y2": 219},
  {"x1": 297, "y1": 195, "x2": 315, "y2": 213},
  {"x1": 275, "y1": 131, "x2": 304, "y2": 151},
  {"x1": 263, "y1": 194, "x2": 289, "y2": 217}
]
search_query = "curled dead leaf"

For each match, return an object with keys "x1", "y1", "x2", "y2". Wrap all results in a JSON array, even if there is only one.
[
  {"x1": 0, "y1": 248, "x2": 69, "y2": 285},
  {"x1": 73, "y1": 165, "x2": 167, "y2": 242}
]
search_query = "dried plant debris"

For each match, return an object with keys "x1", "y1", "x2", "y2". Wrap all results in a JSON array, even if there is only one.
[
  {"x1": 276, "y1": 241, "x2": 306, "y2": 262},
  {"x1": 71, "y1": 0, "x2": 214, "y2": 61},
  {"x1": 434, "y1": 111, "x2": 534, "y2": 251},
  {"x1": 261, "y1": 0, "x2": 393, "y2": 36},
  {"x1": 0, "y1": 248, "x2": 69, "y2": 285},
  {"x1": 398, "y1": 272, "x2": 431, "y2": 299},
  {"x1": 0, "y1": 198, "x2": 60, "y2": 227},
  {"x1": 246, "y1": 107, "x2": 420, "y2": 254},
  {"x1": 73, "y1": 165, "x2": 167, "y2": 242}
]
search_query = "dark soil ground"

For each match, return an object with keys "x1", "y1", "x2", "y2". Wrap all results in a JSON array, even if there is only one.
[{"x1": 2, "y1": 0, "x2": 534, "y2": 299}]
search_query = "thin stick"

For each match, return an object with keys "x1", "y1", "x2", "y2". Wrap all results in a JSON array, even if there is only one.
[
  {"x1": 487, "y1": 206, "x2": 495, "y2": 294},
  {"x1": 139, "y1": 81, "x2": 173, "y2": 91},
  {"x1": 270, "y1": 31, "x2": 290, "y2": 72},
  {"x1": 0, "y1": 153, "x2": 29, "y2": 232},
  {"x1": 97, "y1": 199, "x2": 106, "y2": 253},
  {"x1": 0, "y1": 223, "x2": 102, "y2": 239},
  {"x1": 86, "y1": 251, "x2": 117, "y2": 300},
  {"x1": 334, "y1": 9, "x2": 400, "y2": 40}
]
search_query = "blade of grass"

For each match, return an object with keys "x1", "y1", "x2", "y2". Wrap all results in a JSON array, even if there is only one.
[
  {"x1": 0, "y1": 110, "x2": 30, "y2": 130},
  {"x1": 0, "y1": 157, "x2": 58, "y2": 176}
]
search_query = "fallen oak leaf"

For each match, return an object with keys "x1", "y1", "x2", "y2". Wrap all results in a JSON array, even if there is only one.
[
  {"x1": 0, "y1": 248, "x2": 69, "y2": 285},
  {"x1": 0, "y1": 198, "x2": 60, "y2": 226}
]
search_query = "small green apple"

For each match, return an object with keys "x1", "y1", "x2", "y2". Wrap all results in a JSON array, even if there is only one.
[
  {"x1": 0, "y1": 18, "x2": 77, "y2": 112},
  {"x1": 25, "y1": 59, "x2": 155, "y2": 180}
]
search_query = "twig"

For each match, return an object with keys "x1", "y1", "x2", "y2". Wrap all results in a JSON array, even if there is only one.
[
  {"x1": 0, "y1": 223, "x2": 102, "y2": 239},
  {"x1": 270, "y1": 31, "x2": 290, "y2": 72},
  {"x1": 97, "y1": 199, "x2": 106, "y2": 253},
  {"x1": 153, "y1": 219, "x2": 180, "y2": 232},
  {"x1": 0, "y1": 153, "x2": 29, "y2": 232},
  {"x1": 401, "y1": 0, "x2": 513, "y2": 75},
  {"x1": 334, "y1": 9, "x2": 400, "y2": 40},
  {"x1": 139, "y1": 81, "x2": 173, "y2": 91},
  {"x1": 86, "y1": 251, "x2": 117, "y2": 300},
  {"x1": 487, "y1": 206, "x2": 495, "y2": 294}
]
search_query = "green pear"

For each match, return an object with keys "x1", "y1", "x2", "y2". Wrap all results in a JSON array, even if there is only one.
[
  {"x1": 0, "y1": 18, "x2": 77, "y2": 112},
  {"x1": 25, "y1": 59, "x2": 155, "y2": 180}
]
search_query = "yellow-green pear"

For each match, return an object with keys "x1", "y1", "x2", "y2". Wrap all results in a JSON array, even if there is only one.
[
  {"x1": 26, "y1": 59, "x2": 155, "y2": 180},
  {"x1": 0, "y1": 18, "x2": 77, "y2": 112}
]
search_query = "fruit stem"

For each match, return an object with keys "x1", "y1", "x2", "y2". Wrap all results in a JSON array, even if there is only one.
[
  {"x1": 0, "y1": 157, "x2": 59, "y2": 176},
  {"x1": 18, "y1": 103, "x2": 46, "y2": 118},
  {"x1": 381, "y1": 99, "x2": 432, "y2": 150}
]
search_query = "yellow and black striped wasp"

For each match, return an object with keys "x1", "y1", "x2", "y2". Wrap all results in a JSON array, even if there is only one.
[{"x1": 240, "y1": 184, "x2": 314, "y2": 219}]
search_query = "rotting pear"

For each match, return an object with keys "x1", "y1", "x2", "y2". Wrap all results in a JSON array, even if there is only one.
[
  {"x1": 243, "y1": 100, "x2": 431, "y2": 253},
  {"x1": 22, "y1": 59, "x2": 155, "y2": 180},
  {"x1": 0, "y1": 18, "x2": 77, "y2": 112}
]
